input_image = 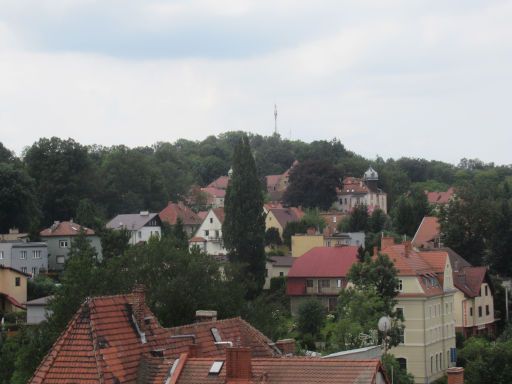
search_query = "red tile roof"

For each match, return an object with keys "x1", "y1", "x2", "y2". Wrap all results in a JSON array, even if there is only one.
[
  {"x1": 426, "y1": 187, "x2": 455, "y2": 205},
  {"x1": 208, "y1": 176, "x2": 230, "y2": 190},
  {"x1": 201, "y1": 187, "x2": 226, "y2": 198},
  {"x1": 337, "y1": 177, "x2": 368, "y2": 195},
  {"x1": 197, "y1": 211, "x2": 208, "y2": 220},
  {"x1": 172, "y1": 356, "x2": 387, "y2": 384},
  {"x1": 412, "y1": 217, "x2": 440, "y2": 249},
  {"x1": 159, "y1": 202, "x2": 202, "y2": 226},
  {"x1": 287, "y1": 246, "x2": 358, "y2": 278},
  {"x1": 40, "y1": 221, "x2": 95, "y2": 237},
  {"x1": 212, "y1": 208, "x2": 225, "y2": 224},
  {"x1": 30, "y1": 291, "x2": 279, "y2": 384}
]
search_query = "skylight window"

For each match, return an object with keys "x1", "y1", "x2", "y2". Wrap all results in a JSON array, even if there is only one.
[
  {"x1": 209, "y1": 361, "x2": 224, "y2": 375},
  {"x1": 211, "y1": 327, "x2": 222, "y2": 342}
]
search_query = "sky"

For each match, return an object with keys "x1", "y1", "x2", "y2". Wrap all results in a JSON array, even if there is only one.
[{"x1": 0, "y1": 0, "x2": 511, "y2": 165}]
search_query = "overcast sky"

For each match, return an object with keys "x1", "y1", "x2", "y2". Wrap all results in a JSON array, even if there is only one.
[{"x1": 0, "y1": 1, "x2": 511, "y2": 164}]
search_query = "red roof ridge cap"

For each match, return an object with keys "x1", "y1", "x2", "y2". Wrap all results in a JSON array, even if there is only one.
[
  {"x1": 88, "y1": 299, "x2": 107, "y2": 382},
  {"x1": 168, "y1": 352, "x2": 189, "y2": 384}
]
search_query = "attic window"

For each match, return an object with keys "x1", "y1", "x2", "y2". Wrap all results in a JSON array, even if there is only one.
[
  {"x1": 211, "y1": 327, "x2": 222, "y2": 342},
  {"x1": 97, "y1": 336, "x2": 109, "y2": 349},
  {"x1": 209, "y1": 361, "x2": 224, "y2": 375}
]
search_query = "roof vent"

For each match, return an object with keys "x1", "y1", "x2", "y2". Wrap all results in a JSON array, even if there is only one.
[
  {"x1": 97, "y1": 336, "x2": 109, "y2": 349},
  {"x1": 150, "y1": 349, "x2": 164, "y2": 357},
  {"x1": 140, "y1": 211, "x2": 149, "y2": 216}
]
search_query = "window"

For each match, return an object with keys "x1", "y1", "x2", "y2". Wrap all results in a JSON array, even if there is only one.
[
  {"x1": 398, "y1": 279, "x2": 403, "y2": 291},
  {"x1": 430, "y1": 356, "x2": 433, "y2": 374},
  {"x1": 204, "y1": 230, "x2": 209, "y2": 237},
  {"x1": 210, "y1": 218, "x2": 213, "y2": 224},
  {"x1": 397, "y1": 358, "x2": 407, "y2": 371},
  {"x1": 328, "y1": 297, "x2": 337, "y2": 312},
  {"x1": 57, "y1": 255, "x2": 65, "y2": 264},
  {"x1": 399, "y1": 328, "x2": 405, "y2": 344},
  {"x1": 21, "y1": 267, "x2": 27, "y2": 273},
  {"x1": 209, "y1": 361, "x2": 223, "y2": 375},
  {"x1": 486, "y1": 305, "x2": 490, "y2": 316},
  {"x1": 396, "y1": 307, "x2": 404, "y2": 320},
  {"x1": 337, "y1": 279, "x2": 342, "y2": 288},
  {"x1": 306, "y1": 279, "x2": 314, "y2": 288},
  {"x1": 215, "y1": 230, "x2": 220, "y2": 239},
  {"x1": 320, "y1": 280, "x2": 330, "y2": 288},
  {"x1": 279, "y1": 272, "x2": 284, "y2": 277},
  {"x1": 33, "y1": 250, "x2": 42, "y2": 259},
  {"x1": 440, "y1": 352, "x2": 443, "y2": 369},
  {"x1": 210, "y1": 327, "x2": 222, "y2": 342},
  {"x1": 32, "y1": 267, "x2": 37, "y2": 275},
  {"x1": 470, "y1": 307, "x2": 473, "y2": 316},
  {"x1": 59, "y1": 240, "x2": 68, "y2": 248},
  {"x1": 485, "y1": 286, "x2": 488, "y2": 296},
  {"x1": 436, "y1": 354, "x2": 439, "y2": 372},
  {"x1": 478, "y1": 306, "x2": 482, "y2": 317},
  {"x1": 15, "y1": 277, "x2": 20, "y2": 286},
  {"x1": 0, "y1": 251, "x2": 3, "y2": 259},
  {"x1": 20, "y1": 251, "x2": 27, "y2": 260},
  {"x1": 137, "y1": 231, "x2": 142, "y2": 239}
]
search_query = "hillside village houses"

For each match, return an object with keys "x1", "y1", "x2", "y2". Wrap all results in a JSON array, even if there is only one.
[
  {"x1": 40, "y1": 220, "x2": 102, "y2": 271},
  {"x1": 0, "y1": 240, "x2": 48, "y2": 276},
  {"x1": 106, "y1": 211, "x2": 162, "y2": 245},
  {"x1": 189, "y1": 207, "x2": 227, "y2": 257},
  {"x1": 333, "y1": 167, "x2": 388, "y2": 214}
]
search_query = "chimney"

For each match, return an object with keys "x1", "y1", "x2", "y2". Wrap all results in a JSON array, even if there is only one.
[
  {"x1": 132, "y1": 284, "x2": 146, "y2": 332},
  {"x1": 195, "y1": 310, "x2": 217, "y2": 322},
  {"x1": 226, "y1": 347, "x2": 252, "y2": 381},
  {"x1": 381, "y1": 236, "x2": 395, "y2": 250},
  {"x1": 447, "y1": 367, "x2": 464, "y2": 384},
  {"x1": 275, "y1": 339, "x2": 296, "y2": 355},
  {"x1": 373, "y1": 246, "x2": 378, "y2": 256},
  {"x1": 403, "y1": 241, "x2": 412, "y2": 257}
]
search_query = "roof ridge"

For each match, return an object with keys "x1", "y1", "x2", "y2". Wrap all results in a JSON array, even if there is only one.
[
  {"x1": 167, "y1": 316, "x2": 242, "y2": 332},
  {"x1": 88, "y1": 299, "x2": 107, "y2": 383}
]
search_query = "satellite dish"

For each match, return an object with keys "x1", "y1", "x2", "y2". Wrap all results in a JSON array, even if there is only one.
[{"x1": 378, "y1": 316, "x2": 391, "y2": 332}]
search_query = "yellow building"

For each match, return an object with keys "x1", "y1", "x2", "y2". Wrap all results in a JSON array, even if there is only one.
[
  {"x1": 265, "y1": 207, "x2": 303, "y2": 238},
  {"x1": 0, "y1": 266, "x2": 28, "y2": 313},
  {"x1": 291, "y1": 234, "x2": 323, "y2": 257},
  {"x1": 380, "y1": 238, "x2": 456, "y2": 384}
]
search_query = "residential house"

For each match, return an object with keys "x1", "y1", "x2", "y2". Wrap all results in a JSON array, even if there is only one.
[
  {"x1": 320, "y1": 212, "x2": 347, "y2": 236},
  {"x1": 265, "y1": 207, "x2": 304, "y2": 238},
  {"x1": 0, "y1": 241, "x2": 48, "y2": 275},
  {"x1": 0, "y1": 266, "x2": 29, "y2": 313},
  {"x1": 201, "y1": 186, "x2": 226, "y2": 208},
  {"x1": 26, "y1": 295, "x2": 53, "y2": 325},
  {"x1": 0, "y1": 228, "x2": 29, "y2": 242},
  {"x1": 426, "y1": 188, "x2": 455, "y2": 206},
  {"x1": 286, "y1": 246, "x2": 359, "y2": 314},
  {"x1": 412, "y1": 217, "x2": 442, "y2": 249},
  {"x1": 291, "y1": 232, "x2": 324, "y2": 257},
  {"x1": 189, "y1": 208, "x2": 227, "y2": 256},
  {"x1": 265, "y1": 160, "x2": 298, "y2": 202},
  {"x1": 106, "y1": 211, "x2": 162, "y2": 246},
  {"x1": 40, "y1": 221, "x2": 102, "y2": 271},
  {"x1": 264, "y1": 256, "x2": 295, "y2": 289},
  {"x1": 324, "y1": 232, "x2": 365, "y2": 249},
  {"x1": 333, "y1": 167, "x2": 388, "y2": 214},
  {"x1": 421, "y1": 248, "x2": 496, "y2": 338},
  {"x1": 380, "y1": 238, "x2": 457, "y2": 384},
  {"x1": 30, "y1": 286, "x2": 389, "y2": 384},
  {"x1": 159, "y1": 201, "x2": 202, "y2": 237}
]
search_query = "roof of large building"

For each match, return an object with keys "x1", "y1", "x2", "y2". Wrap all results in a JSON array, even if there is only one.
[
  {"x1": 268, "y1": 208, "x2": 304, "y2": 229},
  {"x1": 40, "y1": 221, "x2": 95, "y2": 237},
  {"x1": 30, "y1": 289, "x2": 280, "y2": 384},
  {"x1": 106, "y1": 212, "x2": 160, "y2": 231},
  {"x1": 159, "y1": 202, "x2": 202, "y2": 226},
  {"x1": 426, "y1": 187, "x2": 455, "y2": 205},
  {"x1": 412, "y1": 216, "x2": 441, "y2": 249},
  {"x1": 287, "y1": 246, "x2": 358, "y2": 278}
]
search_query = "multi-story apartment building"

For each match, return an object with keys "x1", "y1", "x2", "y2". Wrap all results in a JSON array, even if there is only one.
[
  {"x1": 380, "y1": 238, "x2": 457, "y2": 384},
  {"x1": 41, "y1": 221, "x2": 102, "y2": 271},
  {"x1": 0, "y1": 241, "x2": 48, "y2": 275}
]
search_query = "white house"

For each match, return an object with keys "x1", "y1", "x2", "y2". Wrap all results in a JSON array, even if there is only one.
[
  {"x1": 189, "y1": 208, "x2": 227, "y2": 256},
  {"x1": 106, "y1": 211, "x2": 162, "y2": 245}
]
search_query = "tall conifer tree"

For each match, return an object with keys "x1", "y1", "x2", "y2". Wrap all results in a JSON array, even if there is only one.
[{"x1": 223, "y1": 135, "x2": 266, "y2": 299}]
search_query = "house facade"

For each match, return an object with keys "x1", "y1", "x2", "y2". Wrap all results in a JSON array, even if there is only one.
[
  {"x1": 286, "y1": 246, "x2": 359, "y2": 315},
  {"x1": 189, "y1": 208, "x2": 227, "y2": 256},
  {"x1": 380, "y1": 238, "x2": 457, "y2": 384},
  {"x1": 291, "y1": 234, "x2": 324, "y2": 257},
  {"x1": 40, "y1": 221, "x2": 102, "y2": 271},
  {"x1": 0, "y1": 266, "x2": 29, "y2": 313},
  {"x1": 265, "y1": 207, "x2": 304, "y2": 238},
  {"x1": 0, "y1": 241, "x2": 48, "y2": 275},
  {"x1": 26, "y1": 295, "x2": 53, "y2": 325},
  {"x1": 333, "y1": 167, "x2": 387, "y2": 214},
  {"x1": 106, "y1": 212, "x2": 162, "y2": 245},
  {"x1": 264, "y1": 256, "x2": 295, "y2": 289},
  {"x1": 324, "y1": 232, "x2": 365, "y2": 249}
]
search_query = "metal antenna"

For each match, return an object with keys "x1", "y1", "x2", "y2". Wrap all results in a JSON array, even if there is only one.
[{"x1": 274, "y1": 104, "x2": 278, "y2": 134}]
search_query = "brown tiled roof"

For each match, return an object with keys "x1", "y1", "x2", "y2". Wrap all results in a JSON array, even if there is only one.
[
  {"x1": 426, "y1": 187, "x2": 455, "y2": 205},
  {"x1": 412, "y1": 217, "x2": 440, "y2": 249},
  {"x1": 268, "y1": 208, "x2": 304, "y2": 229},
  {"x1": 159, "y1": 202, "x2": 202, "y2": 226},
  {"x1": 40, "y1": 221, "x2": 95, "y2": 237},
  {"x1": 208, "y1": 176, "x2": 230, "y2": 190},
  {"x1": 197, "y1": 211, "x2": 208, "y2": 220},
  {"x1": 172, "y1": 357, "x2": 387, "y2": 384},
  {"x1": 212, "y1": 208, "x2": 225, "y2": 224},
  {"x1": 201, "y1": 187, "x2": 226, "y2": 198},
  {"x1": 338, "y1": 177, "x2": 368, "y2": 195}
]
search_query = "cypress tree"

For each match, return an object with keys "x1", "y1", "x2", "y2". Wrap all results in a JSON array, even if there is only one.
[{"x1": 222, "y1": 135, "x2": 266, "y2": 299}]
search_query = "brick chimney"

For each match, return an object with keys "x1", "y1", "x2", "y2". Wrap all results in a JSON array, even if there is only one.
[
  {"x1": 195, "y1": 310, "x2": 217, "y2": 322},
  {"x1": 226, "y1": 347, "x2": 252, "y2": 381},
  {"x1": 381, "y1": 236, "x2": 395, "y2": 250},
  {"x1": 275, "y1": 339, "x2": 296, "y2": 355},
  {"x1": 403, "y1": 241, "x2": 412, "y2": 257},
  {"x1": 132, "y1": 284, "x2": 146, "y2": 332},
  {"x1": 447, "y1": 367, "x2": 464, "y2": 384}
]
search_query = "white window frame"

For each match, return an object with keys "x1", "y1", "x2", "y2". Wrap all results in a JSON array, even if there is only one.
[
  {"x1": 20, "y1": 250, "x2": 27, "y2": 260},
  {"x1": 0, "y1": 251, "x2": 3, "y2": 260},
  {"x1": 59, "y1": 240, "x2": 68, "y2": 248}
]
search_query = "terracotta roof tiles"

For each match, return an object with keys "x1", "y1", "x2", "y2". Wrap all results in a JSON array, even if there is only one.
[
  {"x1": 40, "y1": 221, "x2": 95, "y2": 237},
  {"x1": 159, "y1": 202, "x2": 202, "y2": 226}
]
